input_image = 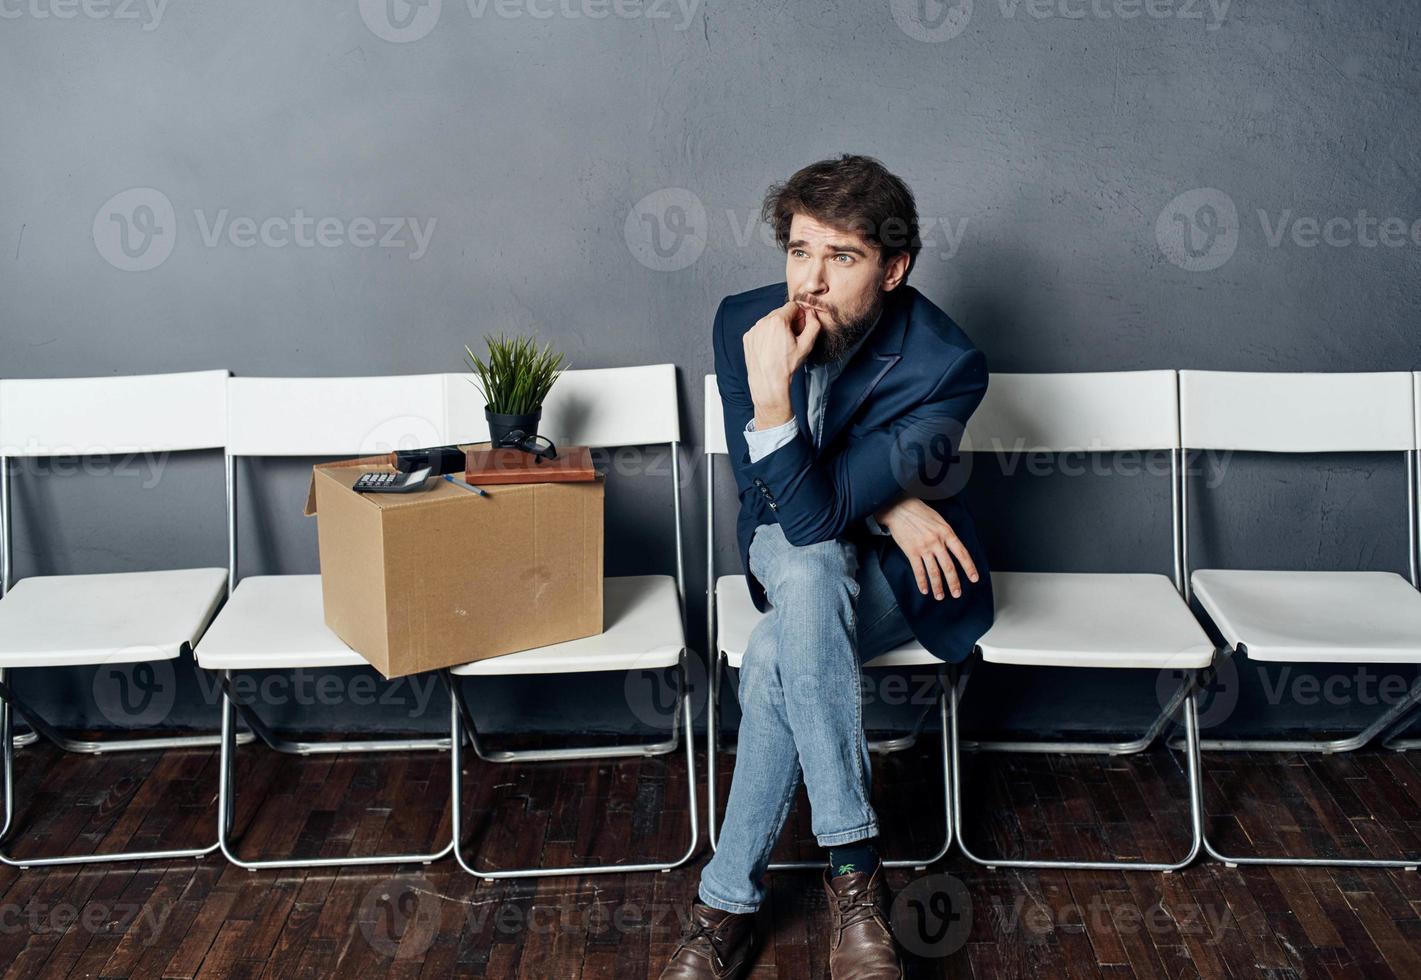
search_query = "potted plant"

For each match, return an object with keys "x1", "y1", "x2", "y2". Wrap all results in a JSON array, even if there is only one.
[{"x1": 464, "y1": 334, "x2": 568, "y2": 448}]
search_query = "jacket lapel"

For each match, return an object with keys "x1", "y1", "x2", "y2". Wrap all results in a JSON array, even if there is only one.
[{"x1": 818, "y1": 288, "x2": 911, "y2": 451}]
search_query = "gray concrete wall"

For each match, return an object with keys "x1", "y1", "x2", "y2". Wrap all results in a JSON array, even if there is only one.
[{"x1": 2, "y1": 0, "x2": 1420, "y2": 738}]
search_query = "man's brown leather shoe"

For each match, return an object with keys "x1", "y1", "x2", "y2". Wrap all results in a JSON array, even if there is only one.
[
  {"x1": 658, "y1": 902, "x2": 756, "y2": 979},
  {"x1": 824, "y1": 865, "x2": 904, "y2": 979}
]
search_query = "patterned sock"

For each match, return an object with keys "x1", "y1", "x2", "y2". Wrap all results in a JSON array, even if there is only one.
[{"x1": 828, "y1": 839, "x2": 880, "y2": 879}]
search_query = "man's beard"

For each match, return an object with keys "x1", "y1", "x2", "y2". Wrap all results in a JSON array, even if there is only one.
[{"x1": 792, "y1": 290, "x2": 884, "y2": 365}]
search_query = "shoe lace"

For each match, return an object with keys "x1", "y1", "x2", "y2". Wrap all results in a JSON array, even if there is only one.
[
  {"x1": 835, "y1": 888, "x2": 885, "y2": 936},
  {"x1": 673, "y1": 920, "x2": 726, "y2": 968}
]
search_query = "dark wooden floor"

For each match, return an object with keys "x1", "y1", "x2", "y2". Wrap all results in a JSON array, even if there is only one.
[{"x1": 1, "y1": 728, "x2": 1420, "y2": 979}]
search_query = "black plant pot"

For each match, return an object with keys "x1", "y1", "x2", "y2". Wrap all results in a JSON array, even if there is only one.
[{"x1": 485, "y1": 407, "x2": 542, "y2": 448}]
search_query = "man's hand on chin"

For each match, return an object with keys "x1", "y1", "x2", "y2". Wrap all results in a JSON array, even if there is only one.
[
  {"x1": 873, "y1": 496, "x2": 980, "y2": 601},
  {"x1": 743, "y1": 300, "x2": 822, "y2": 428}
]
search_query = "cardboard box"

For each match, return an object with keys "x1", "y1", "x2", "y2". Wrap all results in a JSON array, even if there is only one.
[{"x1": 303, "y1": 451, "x2": 603, "y2": 678}]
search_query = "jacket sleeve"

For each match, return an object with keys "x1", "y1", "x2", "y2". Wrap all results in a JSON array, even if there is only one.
[{"x1": 740, "y1": 345, "x2": 988, "y2": 547}]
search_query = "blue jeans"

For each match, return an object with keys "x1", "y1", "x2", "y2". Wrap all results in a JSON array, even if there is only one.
[{"x1": 698, "y1": 522, "x2": 917, "y2": 914}]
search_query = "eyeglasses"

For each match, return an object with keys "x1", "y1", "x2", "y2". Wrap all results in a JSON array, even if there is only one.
[{"x1": 494, "y1": 429, "x2": 559, "y2": 462}]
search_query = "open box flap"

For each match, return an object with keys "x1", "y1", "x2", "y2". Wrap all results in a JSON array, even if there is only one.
[{"x1": 303, "y1": 454, "x2": 393, "y2": 516}]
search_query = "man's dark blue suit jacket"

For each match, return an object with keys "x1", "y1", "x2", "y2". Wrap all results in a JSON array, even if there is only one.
[{"x1": 713, "y1": 281, "x2": 994, "y2": 664}]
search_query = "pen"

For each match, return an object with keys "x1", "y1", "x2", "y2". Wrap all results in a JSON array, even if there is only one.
[{"x1": 443, "y1": 474, "x2": 488, "y2": 497}]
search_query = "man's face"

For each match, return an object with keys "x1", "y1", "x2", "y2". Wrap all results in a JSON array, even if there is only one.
[{"x1": 784, "y1": 213, "x2": 906, "y2": 365}]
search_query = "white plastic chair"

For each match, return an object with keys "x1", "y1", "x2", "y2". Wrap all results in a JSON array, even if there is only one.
[
  {"x1": 445, "y1": 364, "x2": 699, "y2": 879},
  {"x1": 197, "y1": 373, "x2": 461, "y2": 870},
  {"x1": 0, "y1": 370, "x2": 233, "y2": 867},
  {"x1": 950, "y1": 371, "x2": 1211, "y2": 871},
  {"x1": 704, "y1": 375, "x2": 954, "y2": 873},
  {"x1": 1179, "y1": 370, "x2": 1421, "y2": 869}
]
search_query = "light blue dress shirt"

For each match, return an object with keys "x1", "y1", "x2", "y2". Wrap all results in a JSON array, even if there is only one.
[{"x1": 743, "y1": 313, "x2": 892, "y2": 535}]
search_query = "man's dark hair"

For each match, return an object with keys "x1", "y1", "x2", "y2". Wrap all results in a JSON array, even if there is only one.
[{"x1": 760, "y1": 154, "x2": 921, "y2": 279}]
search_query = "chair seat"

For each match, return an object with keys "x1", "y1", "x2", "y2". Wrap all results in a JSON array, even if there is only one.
[
  {"x1": 976, "y1": 572, "x2": 1214, "y2": 669},
  {"x1": 714, "y1": 575, "x2": 939, "y2": 670},
  {"x1": 1192, "y1": 569, "x2": 1421, "y2": 663},
  {"x1": 195, "y1": 575, "x2": 367, "y2": 671},
  {"x1": 452, "y1": 575, "x2": 684, "y2": 676},
  {"x1": 0, "y1": 567, "x2": 228, "y2": 668}
]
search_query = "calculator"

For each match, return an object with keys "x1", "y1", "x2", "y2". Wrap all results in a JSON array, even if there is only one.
[{"x1": 352, "y1": 467, "x2": 432, "y2": 493}]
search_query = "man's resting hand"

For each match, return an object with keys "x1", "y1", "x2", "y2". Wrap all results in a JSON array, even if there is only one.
[{"x1": 872, "y1": 496, "x2": 980, "y2": 601}]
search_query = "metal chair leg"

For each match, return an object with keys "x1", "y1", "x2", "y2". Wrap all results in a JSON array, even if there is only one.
[
  {"x1": 216, "y1": 671, "x2": 453, "y2": 870},
  {"x1": 0, "y1": 666, "x2": 224, "y2": 869},
  {"x1": 705, "y1": 654, "x2": 954, "y2": 872},
  {"x1": 951, "y1": 667, "x2": 1204, "y2": 872},
  {"x1": 1186, "y1": 680, "x2": 1421, "y2": 869},
  {"x1": 451, "y1": 656, "x2": 700, "y2": 879}
]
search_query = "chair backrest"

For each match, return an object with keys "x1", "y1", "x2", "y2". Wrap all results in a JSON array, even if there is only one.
[
  {"x1": 703, "y1": 370, "x2": 1184, "y2": 592},
  {"x1": 703, "y1": 371, "x2": 1179, "y2": 457},
  {"x1": 962, "y1": 371, "x2": 1179, "y2": 453},
  {"x1": 446, "y1": 364, "x2": 681, "y2": 450},
  {"x1": 0, "y1": 370, "x2": 229, "y2": 456},
  {"x1": 1179, "y1": 371, "x2": 1418, "y2": 593},
  {"x1": 226, "y1": 366, "x2": 685, "y2": 598},
  {"x1": 1414, "y1": 372, "x2": 1421, "y2": 454},
  {"x1": 704, "y1": 375, "x2": 728, "y2": 456},
  {"x1": 1179, "y1": 370, "x2": 1415, "y2": 453},
  {"x1": 226, "y1": 374, "x2": 456, "y2": 457}
]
